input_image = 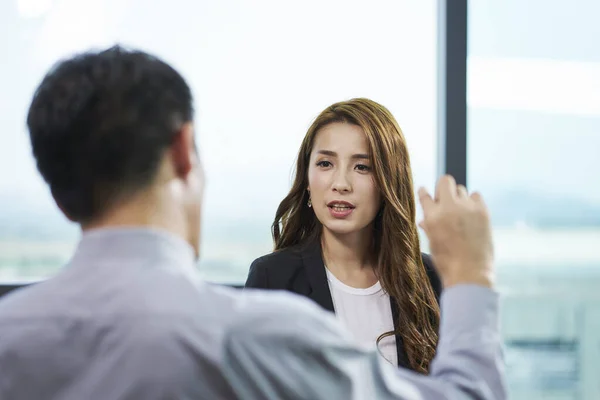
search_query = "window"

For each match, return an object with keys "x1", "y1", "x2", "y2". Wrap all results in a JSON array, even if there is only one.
[
  {"x1": 468, "y1": 1, "x2": 600, "y2": 398},
  {"x1": 0, "y1": 0, "x2": 439, "y2": 285}
]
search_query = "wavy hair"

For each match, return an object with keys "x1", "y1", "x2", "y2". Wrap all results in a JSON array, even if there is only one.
[{"x1": 272, "y1": 98, "x2": 440, "y2": 373}]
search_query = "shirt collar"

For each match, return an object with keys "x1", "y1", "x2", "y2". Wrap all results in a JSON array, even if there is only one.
[{"x1": 68, "y1": 227, "x2": 197, "y2": 277}]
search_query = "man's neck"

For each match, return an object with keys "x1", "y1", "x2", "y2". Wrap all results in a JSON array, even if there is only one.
[{"x1": 82, "y1": 192, "x2": 188, "y2": 246}]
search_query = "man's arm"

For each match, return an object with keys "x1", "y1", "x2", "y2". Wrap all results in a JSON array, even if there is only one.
[
  {"x1": 222, "y1": 285, "x2": 505, "y2": 400},
  {"x1": 223, "y1": 176, "x2": 506, "y2": 400}
]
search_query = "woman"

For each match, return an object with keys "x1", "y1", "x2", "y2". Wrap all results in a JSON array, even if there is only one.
[{"x1": 245, "y1": 98, "x2": 441, "y2": 374}]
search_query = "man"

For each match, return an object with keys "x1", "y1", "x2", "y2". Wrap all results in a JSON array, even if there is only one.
[{"x1": 0, "y1": 46, "x2": 505, "y2": 399}]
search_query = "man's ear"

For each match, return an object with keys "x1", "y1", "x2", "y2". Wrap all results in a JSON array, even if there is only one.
[{"x1": 170, "y1": 122, "x2": 195, "y2": 178}]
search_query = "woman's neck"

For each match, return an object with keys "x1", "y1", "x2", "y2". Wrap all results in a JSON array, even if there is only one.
[{"x1": 321, "y1": 227, "x2": 378, "y2": 288}]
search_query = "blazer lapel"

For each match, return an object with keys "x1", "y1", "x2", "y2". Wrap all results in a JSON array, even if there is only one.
[{"x1": 300, "y1": 240, "x2": 335, "y2": 313}]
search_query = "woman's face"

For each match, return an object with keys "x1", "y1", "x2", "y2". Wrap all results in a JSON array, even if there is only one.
[{"x1": 307, "y1": 122, "x2": 381, "y2": 237}]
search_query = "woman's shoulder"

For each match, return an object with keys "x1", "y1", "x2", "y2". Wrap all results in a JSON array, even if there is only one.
[
  {"x1": 246, "y1": 242, "x2": 316, "y2": 290},
  {"x1": 251, "y1": 246, "x2": 301, "y2": 268},
  {"x1": 249, "y1": 242, "x2": 313, "y2": 276}
]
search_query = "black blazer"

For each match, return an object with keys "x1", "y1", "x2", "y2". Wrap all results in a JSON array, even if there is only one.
[{"x1": 245, "y1": 239, "x2": 442, "y2": 371}]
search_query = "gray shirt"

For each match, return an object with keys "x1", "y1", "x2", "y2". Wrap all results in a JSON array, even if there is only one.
[{"x1": 0, "y1": 228, "x2": 506, "y2": 400}]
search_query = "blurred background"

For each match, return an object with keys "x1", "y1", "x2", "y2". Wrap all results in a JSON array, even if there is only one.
[{"x1": 0, "y1": 1, "x2": 598, "y2": 398}]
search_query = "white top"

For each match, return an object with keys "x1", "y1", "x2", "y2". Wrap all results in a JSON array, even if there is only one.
[{"x1": 326, "y1": 268, "x2": 398, "y2": 367}]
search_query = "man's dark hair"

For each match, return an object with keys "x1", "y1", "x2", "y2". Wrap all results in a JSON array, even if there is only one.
[{"x1": 27, "y1": 45, "x2": 194, "y2": 223}]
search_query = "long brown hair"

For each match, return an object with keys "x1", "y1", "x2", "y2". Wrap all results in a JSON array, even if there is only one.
[{"x1": 272, "y1": 98, "x2": 440, "y2": 373}]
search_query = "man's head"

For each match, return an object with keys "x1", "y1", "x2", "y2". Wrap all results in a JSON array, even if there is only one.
[{"x1": 27, "y1": 45, "x2": 204, "y2": 256}]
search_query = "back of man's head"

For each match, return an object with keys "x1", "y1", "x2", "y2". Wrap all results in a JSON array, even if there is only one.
[{"x1": 27, "y1": 45, "x2": 195, "y2": 224}]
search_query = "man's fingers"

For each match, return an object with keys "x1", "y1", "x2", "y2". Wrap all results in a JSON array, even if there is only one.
[
  {"x1": 470, "y1": 191, "x2": 490, "y2": 214},
  {"x1": 418, "y1": 187, "x2": 435, "y2": 215},
  {"x1": 457, "y1": 184, "x2": 468, "y2": 199},
  {"x1": 435, "y1": 175, "x2": 457, "y2": 202},
  {"x1": 470, "y1": 191, "x2": 484, "y2": 204}
]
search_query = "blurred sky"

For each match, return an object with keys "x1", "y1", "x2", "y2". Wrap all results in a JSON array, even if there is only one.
[{"x1": 0, "y1": 0, "x2": 598, "y2": 228}]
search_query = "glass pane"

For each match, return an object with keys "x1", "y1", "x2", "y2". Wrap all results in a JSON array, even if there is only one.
[
  {"x1": 0, "y1": 0, "x2": 439, "y2": 285},
  {"x1": 468, "y1": 1, "x2": 600, "y2": 399}
]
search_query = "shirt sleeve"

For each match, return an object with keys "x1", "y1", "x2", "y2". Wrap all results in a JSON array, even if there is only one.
[{"x1": 222, "y1": 285, "x2": 506, "y2": 400}]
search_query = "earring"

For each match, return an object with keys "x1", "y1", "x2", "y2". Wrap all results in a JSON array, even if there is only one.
[{"x1": 307, "y1": 198, "x2": 312, "y2": 208}]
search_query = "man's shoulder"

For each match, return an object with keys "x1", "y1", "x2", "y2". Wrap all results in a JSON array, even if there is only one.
[
  {"x1": 226, "y1": 287, "x2": 347, "y2": 347},
  {"x1": 0, "y1": 280, "x2": 58, "y2": 320},
  {"x1": 233, "y1": 286, "x2": 314, "y2": 315}
]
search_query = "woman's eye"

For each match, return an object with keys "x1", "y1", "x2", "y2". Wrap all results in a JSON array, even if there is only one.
[
  {"x1": 316, "y1": 161, "x2": 332, "y2": 167},
  {"x1": 356, "y1": 164, "x2": 371, "y2": 172}
]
